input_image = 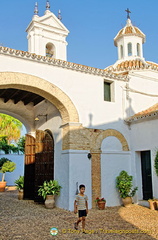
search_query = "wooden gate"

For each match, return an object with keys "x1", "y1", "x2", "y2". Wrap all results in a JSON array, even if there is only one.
[
  {"x1": 24, "y1": 134, "x2": 35, "y2": 199},
  {"x1": 24, "y1": 130, "x2": 54, "y2": 202},
  {"x1": 34, "y1": 130, "x2": 54, "y2": 202}
]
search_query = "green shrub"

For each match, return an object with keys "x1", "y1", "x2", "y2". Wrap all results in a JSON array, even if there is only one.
[
  {"x1": 116, "y1": 170, "x2": 138, "y2": 199},
  {"x1": 15, "y1": 176, "x2": 24, "y2": 190},
  {"x1": 38, "y1": 180, "x2": 62, "y2": 200}
]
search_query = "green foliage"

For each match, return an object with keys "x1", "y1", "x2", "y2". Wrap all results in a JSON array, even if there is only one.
[
  {"x1": 0, "y1": 136, "x2": 10, "y2": 154},
  {"x1": 95, "y1": 197, "x2": 106, "y2": 202},
  {"x1": 154, "y1": 151, "x2": 158, "y2": 177},
  {"x1": 0, "y1": 158, "x2": 16, "y2": 182},
  {"x1": 0, "y1": 161, "x2": 16, "y2": 174},
  {"x1": 38, "y1": 180, "x2": 62, "y2": 200},
  {"x1": 14, "y1": 176, "x2": 24, "y2": 190},
  {"x1": 116, "y1": 170, "x2": 138, "y2": 199},
  {"x1": 0, "y1": 135, "x2": 25, "y2": 154},
  {"x1": 0, "y1": 114, "x2": 22, "y2": 143},
  {"x1": 0, "y1": 157, "x2": 11, "y2": 169},
  {"x1": 17, "y1": 136, "x2": 25, "y2": 153}
]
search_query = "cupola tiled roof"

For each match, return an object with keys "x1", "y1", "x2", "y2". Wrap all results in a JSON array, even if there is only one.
[
  {"x1": 125, "y1": 103, "x2": 158, "y2": 123},
  {"x1": 105, "y1": 59, "x2": 158, "y2": 73},
  {"x1": 114, "y1": 19, "x2": 145, "y2": 46}
]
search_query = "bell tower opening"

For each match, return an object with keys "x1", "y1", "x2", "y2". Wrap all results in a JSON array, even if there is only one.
[{"x1": 46, "y1": 43, "x2": 56, "y2": 58}]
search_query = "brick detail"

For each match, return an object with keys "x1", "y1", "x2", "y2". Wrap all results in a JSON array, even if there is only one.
[
  {"x1": 91, "y1": 152, "x2": 101, "y2": 208},
  {"x1": 62, "y1": 126, "x2": 129, "y2": 208}
]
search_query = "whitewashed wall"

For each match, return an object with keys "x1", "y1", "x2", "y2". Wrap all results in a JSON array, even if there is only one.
[
  {"x1": 129, "y1": 118, "x2": 158, "y2": 200},
  {"x1": 101, "y1": 136, "x2": 131, "y2": 206},
  {"x1": 0, "y1": 154, "x2": 24, "y2": 185},
  {"x1": 68, "y1": 150, "x2": 91, "y2": 211}
]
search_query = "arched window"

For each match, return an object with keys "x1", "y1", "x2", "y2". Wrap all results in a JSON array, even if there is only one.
[
  {"x1": 127, "y1": 42, "x2": 132, "y2": 56},
  {"x1": 120, "y1": 45, "x2": 123, "y2": 59},
  {"x1": 46, "y1": 43, "x2": 55, "y2": 58},
  {"x1": 137, "y1": 43, "x2": 140, "y2": 57}
]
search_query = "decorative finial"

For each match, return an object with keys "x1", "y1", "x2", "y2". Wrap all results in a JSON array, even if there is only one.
[
  {"x1": 58, "y1": 10, "x2": 62, "y2": 21},
  {"x1": 125, "y1": 8, "x2": 131, "y2": 19},
  {"x1": 34, "y1": 2, "x2": 39, "y2": 15},
  {"x1": 46, "y1": 0, "x2": 50, "y2": 10}
]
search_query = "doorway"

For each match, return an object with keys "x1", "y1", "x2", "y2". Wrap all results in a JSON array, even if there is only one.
[
  {"x1": 141, "y1": 151, "x2": 153, "y2": 200},
  {"x1": 24, "y1": 130, "x2": 54, "y2": 202}
]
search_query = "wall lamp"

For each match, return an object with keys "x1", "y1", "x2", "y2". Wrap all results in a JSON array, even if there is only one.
[
  {"x1": 35, "y1": 114, "x2": 48, "y2": 122},
  {"x1": 87, "y1": 153, "x2": 92, "y2": 159}
]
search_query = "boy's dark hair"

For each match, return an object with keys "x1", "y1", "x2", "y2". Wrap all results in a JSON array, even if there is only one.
[{"x1": 79, "y1": 184, "x2": 85, "y2": 189}]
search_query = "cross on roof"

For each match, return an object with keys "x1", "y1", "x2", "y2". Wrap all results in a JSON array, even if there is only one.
[{"x1": 125, "y1": 8, "x2": 131, "y2": 19}]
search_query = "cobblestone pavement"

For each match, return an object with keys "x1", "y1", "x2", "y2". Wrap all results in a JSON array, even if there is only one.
[{"x1": 0, "y1": 190, "x2": 158, "y2": 240}]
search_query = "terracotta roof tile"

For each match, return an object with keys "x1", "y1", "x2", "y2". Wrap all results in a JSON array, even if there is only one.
[{"x1": 125, "y1": 103, "x2": 158, "y2": 123}]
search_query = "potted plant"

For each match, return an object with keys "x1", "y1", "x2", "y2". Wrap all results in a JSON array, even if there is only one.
[
  {"x1": 38, "y1": 180, "x2": 62, "y2": 208},
  {"x1": 0, "y1": 158, "x2": 16, "y2": 192},
  {"x1": 14, "y1": 176, "x2": 24, "y2": 200},
  {"x1": 95, "y1": 197, "x2": 106, "y2": 210},
  {"x1": 116, "y1": 170, "x2": 138, "y2": 207}
]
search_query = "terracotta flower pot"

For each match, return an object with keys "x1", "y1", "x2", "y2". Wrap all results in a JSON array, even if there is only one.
[
  {"x1": 148, "y1": 200, "x2": 157, "y2": 210},
  {"x1": 0, "y1": 181, "x2": 6, "y2": 192},
  {"x1": 122, "y1": 197, "x2": 133, "y2": 207},
  {"x1": 45, "y1": 195, "x2": 55, "y2": 209},
  {"x1": 97, "y1": 201, "x2": 106, "y2": 210},
  {"x1": 18, "y1": 190, "x2": 24, "y2": 200}
]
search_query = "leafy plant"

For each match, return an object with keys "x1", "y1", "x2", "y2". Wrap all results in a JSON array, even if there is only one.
[
  {"x1": 15, "y1": 176, "x2": 24, "y2": 190},
  {"x1": 154, "y1": 151, "x2": 158, "y2": 177},
  {"x1": 0, "y1": 136, "x2": 25, "y2": 154},
  {"x1": 0, "y1": 160, "x2": 16, "y2": 182},
  {"x1": 0, "y1": 114, "x2": 22, "y2": 143},
  {"x1": 38, "y1": 180, "x2": 62, "y2": 200},
  {"x1": 17, "y1": 136, "x2": 25, "y2": 153},
  {"x1": 0, "y1": 157, "x2": 11, "y2": 169},
  {"x1": 95, "y1": 197, "x2": 106, "y2": 202},
  {"x1": 116, "y1": 170, "x2": 138, "y2": 199}
]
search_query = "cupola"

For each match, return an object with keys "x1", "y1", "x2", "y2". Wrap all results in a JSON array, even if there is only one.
[
  {"x1": 26, "y1": 1, "x2": 69, "y2": 61},
  {"x1": 114, "y1": 9, "x2": 145, "y2": 61}
]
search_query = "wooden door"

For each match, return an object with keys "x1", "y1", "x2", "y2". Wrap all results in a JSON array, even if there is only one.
[
  {"x1": 141, "y1": 151, "x2": 153, "y2": 200},
  {"x1": 34, "y1": 130, "x2": 54, "y2": 202},
  {"x1": 24, "y1": 134, "x2": 35, "y2": 199}
]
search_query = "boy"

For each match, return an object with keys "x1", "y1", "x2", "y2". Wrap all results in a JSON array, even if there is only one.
[{"x1": 74, "y1": 184, "x2": 88, "y2": 233}]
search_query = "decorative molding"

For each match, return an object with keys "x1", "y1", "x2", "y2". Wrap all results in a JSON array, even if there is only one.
[
  {"x1": 0, "y1": 46, "x2": 128, "y2": 81},
  {"x1": 125, "y1": 111, "x2": 158, "y2": 124}
]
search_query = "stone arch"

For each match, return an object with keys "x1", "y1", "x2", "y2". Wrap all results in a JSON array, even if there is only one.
[
  {"x1": 95, "y1": 129, "x2": 129, "y2": 151},
  {"x1": 0, "y1": 72, "x2": 79, "y2": 124}
]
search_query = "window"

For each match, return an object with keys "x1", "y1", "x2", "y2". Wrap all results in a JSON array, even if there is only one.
[
  {"x1": 127, "y1": 42, "x2": 132, "y2": 56},
  {"x1": 120, "y1": 45, "x2": 123, "y2": 59},
  {"x1": 137, "y1": 43, "x2": 140, "y2": 57},
  {"x1": 104, "y1": 82, "x2": 111, "y2": 101}
]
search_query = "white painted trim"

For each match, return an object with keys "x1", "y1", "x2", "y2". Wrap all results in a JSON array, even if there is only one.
[
  {"x1": 62, "y1": 150, "x2": 89, "y2": 154},
  {"x1": 101, "y1": 151, "x2": 131, "y2": 155}
]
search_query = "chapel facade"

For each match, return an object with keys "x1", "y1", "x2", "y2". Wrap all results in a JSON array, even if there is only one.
[{"x1": 0, "y1": 2, "x2": 158, "y2": 210}]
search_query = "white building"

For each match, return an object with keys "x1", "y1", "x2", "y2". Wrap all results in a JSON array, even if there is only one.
[{"x1": 0, "y1": 2, "x2": 158, "y2": 210}]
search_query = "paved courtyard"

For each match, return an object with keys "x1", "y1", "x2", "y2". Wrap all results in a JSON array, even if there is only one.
[{"x1": 0, "y1": 190, "x2": 158, "y2": 240}]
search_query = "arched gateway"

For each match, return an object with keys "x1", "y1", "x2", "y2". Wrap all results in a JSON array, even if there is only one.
[{"x1": 0, "y1": 72, "x2": 80, "y2": 202}]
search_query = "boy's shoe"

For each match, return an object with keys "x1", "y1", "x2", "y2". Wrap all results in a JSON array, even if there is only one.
[
  {"x1": 82, "y1": 230, "x2": 87, "y2": 234},
  {"x1": 74, "y1": 222, "x2": 78, "y2": 230}
]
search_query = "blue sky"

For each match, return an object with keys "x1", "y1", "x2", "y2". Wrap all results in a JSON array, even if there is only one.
[{"x1": 0, "y1": 0, "x2": 158, "y2": 69}]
